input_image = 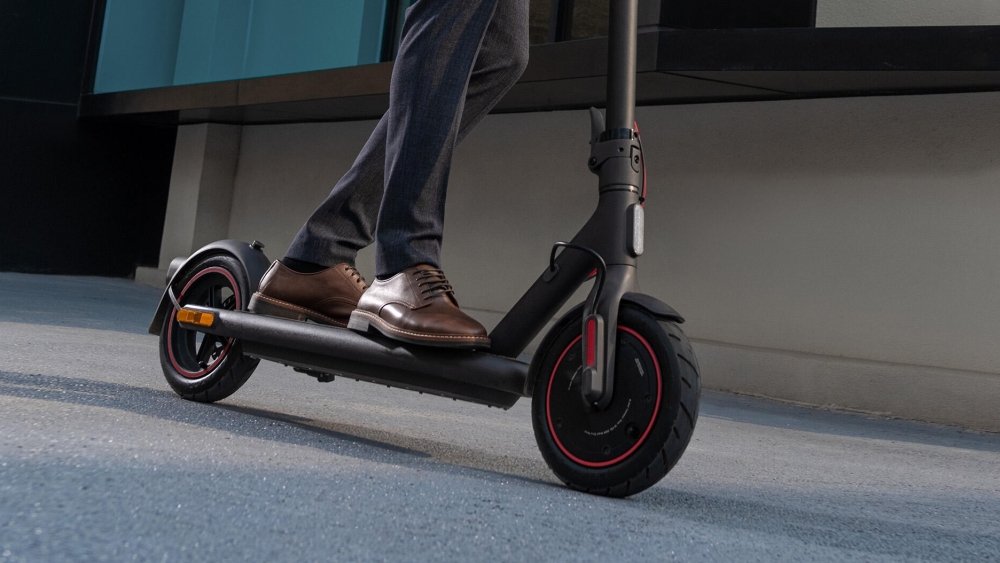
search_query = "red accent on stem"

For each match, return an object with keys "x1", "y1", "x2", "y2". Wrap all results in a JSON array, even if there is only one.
[
  {"x1": 634, "y1": 121, "x2": 647, "y2": 206},
  {"x1": 586, "y1": 317, "x2": 597, "y2": 367}
]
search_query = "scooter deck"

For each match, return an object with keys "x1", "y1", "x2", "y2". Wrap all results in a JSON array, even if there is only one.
[{"x1": 178, "y1": 306, "x2": 527, "y2": 409}]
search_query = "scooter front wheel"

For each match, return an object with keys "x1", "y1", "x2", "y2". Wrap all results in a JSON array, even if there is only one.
[
  {"x1": 158, "y1": 254, "x2": 259, "y2": 403},
  {"x1": 531, "y1": 304, "x2": 700, "y2": 497}
]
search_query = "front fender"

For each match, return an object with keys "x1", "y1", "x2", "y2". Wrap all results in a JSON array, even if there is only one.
[
  {"x1": 621, "y1": 292, "x2": 684, "y2": 324},
  {"x1": 147, "y1": 240, "x2": 271, "y2": 335}
]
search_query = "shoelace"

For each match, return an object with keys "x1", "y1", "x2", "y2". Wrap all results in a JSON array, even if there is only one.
[
  {"x1": 414, "y1": 268, "x2": 454, "y2": 299},
  {"x1": 344, "y1": 265, "x2": 367, "y2": 289}
]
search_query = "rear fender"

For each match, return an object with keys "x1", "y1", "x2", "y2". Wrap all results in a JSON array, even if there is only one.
[{"x1": 148, "y1": 240, "x2": 271, "y2": 335}]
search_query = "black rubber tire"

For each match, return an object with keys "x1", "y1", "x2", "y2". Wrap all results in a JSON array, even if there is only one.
[
  {"x1": 531, "y1": 304, "x2": 700, "y2": 497},
  {"x1": 158, "y1": 253, "x2": 259, "y2": 403}
]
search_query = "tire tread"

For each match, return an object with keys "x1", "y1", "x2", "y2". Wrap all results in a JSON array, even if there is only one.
[
  {"x1": 532, "y1": 306, "x2": 701, "y2": 498},
  {"x1": 615, "y1": 320, "x2": 700, "y2": 493},
  {"x1": 159, "y1": 254, "x2": 260, "y2": 403}
]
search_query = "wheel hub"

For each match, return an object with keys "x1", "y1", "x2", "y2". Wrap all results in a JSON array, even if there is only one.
[
  {"x1": 546, "y1": 326, "x2": 662, "y2": 468},
  {"x1": 166, "y1": 267, "x2": 239, "y2": 379}
]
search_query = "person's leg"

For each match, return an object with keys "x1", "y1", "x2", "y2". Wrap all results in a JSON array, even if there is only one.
[
  {"x1": 453, "y1": 0, "x2": 530, "y2": 147},
  {"x1": 285, "y1": 0, "x2": 528, "y2": 274},
  {"x1": 376, "y1": 0, "x2": 505, "y2": 277},
  {"x1": 349, "y1": 0, "x2": 529, "y2": 347},
  {"x1": 283, "y1": 115, "x2": 388, "y2": 269},
  {"x1": 258, "y1": 0, "x2": 527, "y2": 336}
]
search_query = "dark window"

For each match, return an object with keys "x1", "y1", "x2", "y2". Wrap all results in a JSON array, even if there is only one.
[
  {"x1": 529, "y1": 0, "x2": 552, "y2": 44},
  {"x1": 543, "y1": 0, "x2": 609, "y2": 43},
  {"x1": 570, "y1": 0, "x2": 609, "y2": 40},
  {"x1": 382, "y1": 0, "x2": 416, "y2": 61}
]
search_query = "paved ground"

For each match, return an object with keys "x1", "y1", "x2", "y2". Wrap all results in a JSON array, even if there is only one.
[{"x1": 0, "y1": 271, "x2": 997, "y2": 563}]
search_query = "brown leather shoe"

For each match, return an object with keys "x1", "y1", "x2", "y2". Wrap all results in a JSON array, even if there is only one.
[
  {"x1": 347, "y1": 265, "x2": 489, "y2": 349},
  {"x1": 248, "y1": 261, "x2": 367, "y2": 327}
]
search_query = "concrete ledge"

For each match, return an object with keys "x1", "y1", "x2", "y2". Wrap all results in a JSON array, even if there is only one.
[
  {"x1": 695, "y1": 339, "x2": 1000, "y2": 433},
  {"x1": 134, "y1": 267, "x2": 168, "y2": 290}
]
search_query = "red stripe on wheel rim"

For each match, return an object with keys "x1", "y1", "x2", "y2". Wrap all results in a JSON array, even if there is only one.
[
  {"x1": 166, "y1": 266, "x2": 239, "y2": 379},
  {"x1": 545, "y1": 326, "x2": 662, "y2": 468}
]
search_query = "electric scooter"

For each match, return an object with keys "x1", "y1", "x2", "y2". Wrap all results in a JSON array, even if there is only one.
[{"x1": 149, "y1": 0, "x2": 700, "y2": 497}]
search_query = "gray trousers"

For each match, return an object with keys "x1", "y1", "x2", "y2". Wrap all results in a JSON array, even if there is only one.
[{"x1": 286, "y1": 0, "x2": 529, "y2": 278}]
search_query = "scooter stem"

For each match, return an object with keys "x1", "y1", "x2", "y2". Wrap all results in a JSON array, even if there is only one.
[
  {"x1": 488, "y1": 0, "x2": 643, "y2": 410},
  {"x1": 605, "y1": 0, "x2": 638, "y2": 131},
  {"x1": 580, "y1": 0, "x2": 642, "y2": 410}
]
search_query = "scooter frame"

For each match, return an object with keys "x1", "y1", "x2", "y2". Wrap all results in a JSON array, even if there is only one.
[{"x1": 149, "y1": 0, "x2": 685, "y2": 411}]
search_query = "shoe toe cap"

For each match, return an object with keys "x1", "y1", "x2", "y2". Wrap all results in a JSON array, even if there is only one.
[{"x1": 380, "y1": 304, "x2": 486, "y2": 338}]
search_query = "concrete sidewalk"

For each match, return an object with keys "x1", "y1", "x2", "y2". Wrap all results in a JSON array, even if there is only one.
[{"x1": 0, "y1": 272, "x2": 997, "y2": 562}]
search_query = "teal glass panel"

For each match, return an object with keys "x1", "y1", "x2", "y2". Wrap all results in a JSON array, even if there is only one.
[
  {"x1": 243, "y1": 1, "x2": 366, "y2": 78},
  {"x1": 209, "y1": 0, "x2": 255, "y2": 82},
  {"x1": 173, "y1": 0, "x2": 222, "y2": 85},
  {"x1": 93, "y1": 0, "x2": 186, "y2": 93},
  {"x1": 94, "y1": 0, "x2": 388, "y2": 93},
  {"x1": 173, "y1": 0, "x2": 253, "y2": 85}
]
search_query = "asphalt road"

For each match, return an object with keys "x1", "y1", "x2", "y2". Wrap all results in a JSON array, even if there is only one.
[{"x1": 0, "y1": 272, "x2": 997, "y2": 563}]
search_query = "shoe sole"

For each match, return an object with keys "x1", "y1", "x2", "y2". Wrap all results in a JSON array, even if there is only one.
[
  {"x1": 347, "y1": 310, "x2": 490, "y2": 350},
  {"x1": 248, "y1": 293, "x2": 348, "y2": 328}
]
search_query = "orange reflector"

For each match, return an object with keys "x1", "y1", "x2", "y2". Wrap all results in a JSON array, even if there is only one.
[{"x1": 176, "y1": 308, "x2": 215, "y2": 327}]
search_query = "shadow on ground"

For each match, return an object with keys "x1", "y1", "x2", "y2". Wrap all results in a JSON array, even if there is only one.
[{"x1": 0, "y1": 370, "x2": 555, "y2": 487}]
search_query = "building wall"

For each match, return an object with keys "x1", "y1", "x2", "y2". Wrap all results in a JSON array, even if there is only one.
[
  {"x1": 817, "y1": 0, "x2": 1000, "y2": 26},
  {"x1": 200, "y1": 91, "x2": 1000, "y2": 430}
]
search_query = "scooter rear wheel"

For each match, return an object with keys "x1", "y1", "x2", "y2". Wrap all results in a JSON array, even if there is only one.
[
  {"x1": 158, "y1": 254, "x2": 259, "y2": 403},
  {"x1": 531, "y1": 304, "x2": 700, "y2": 497}
]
